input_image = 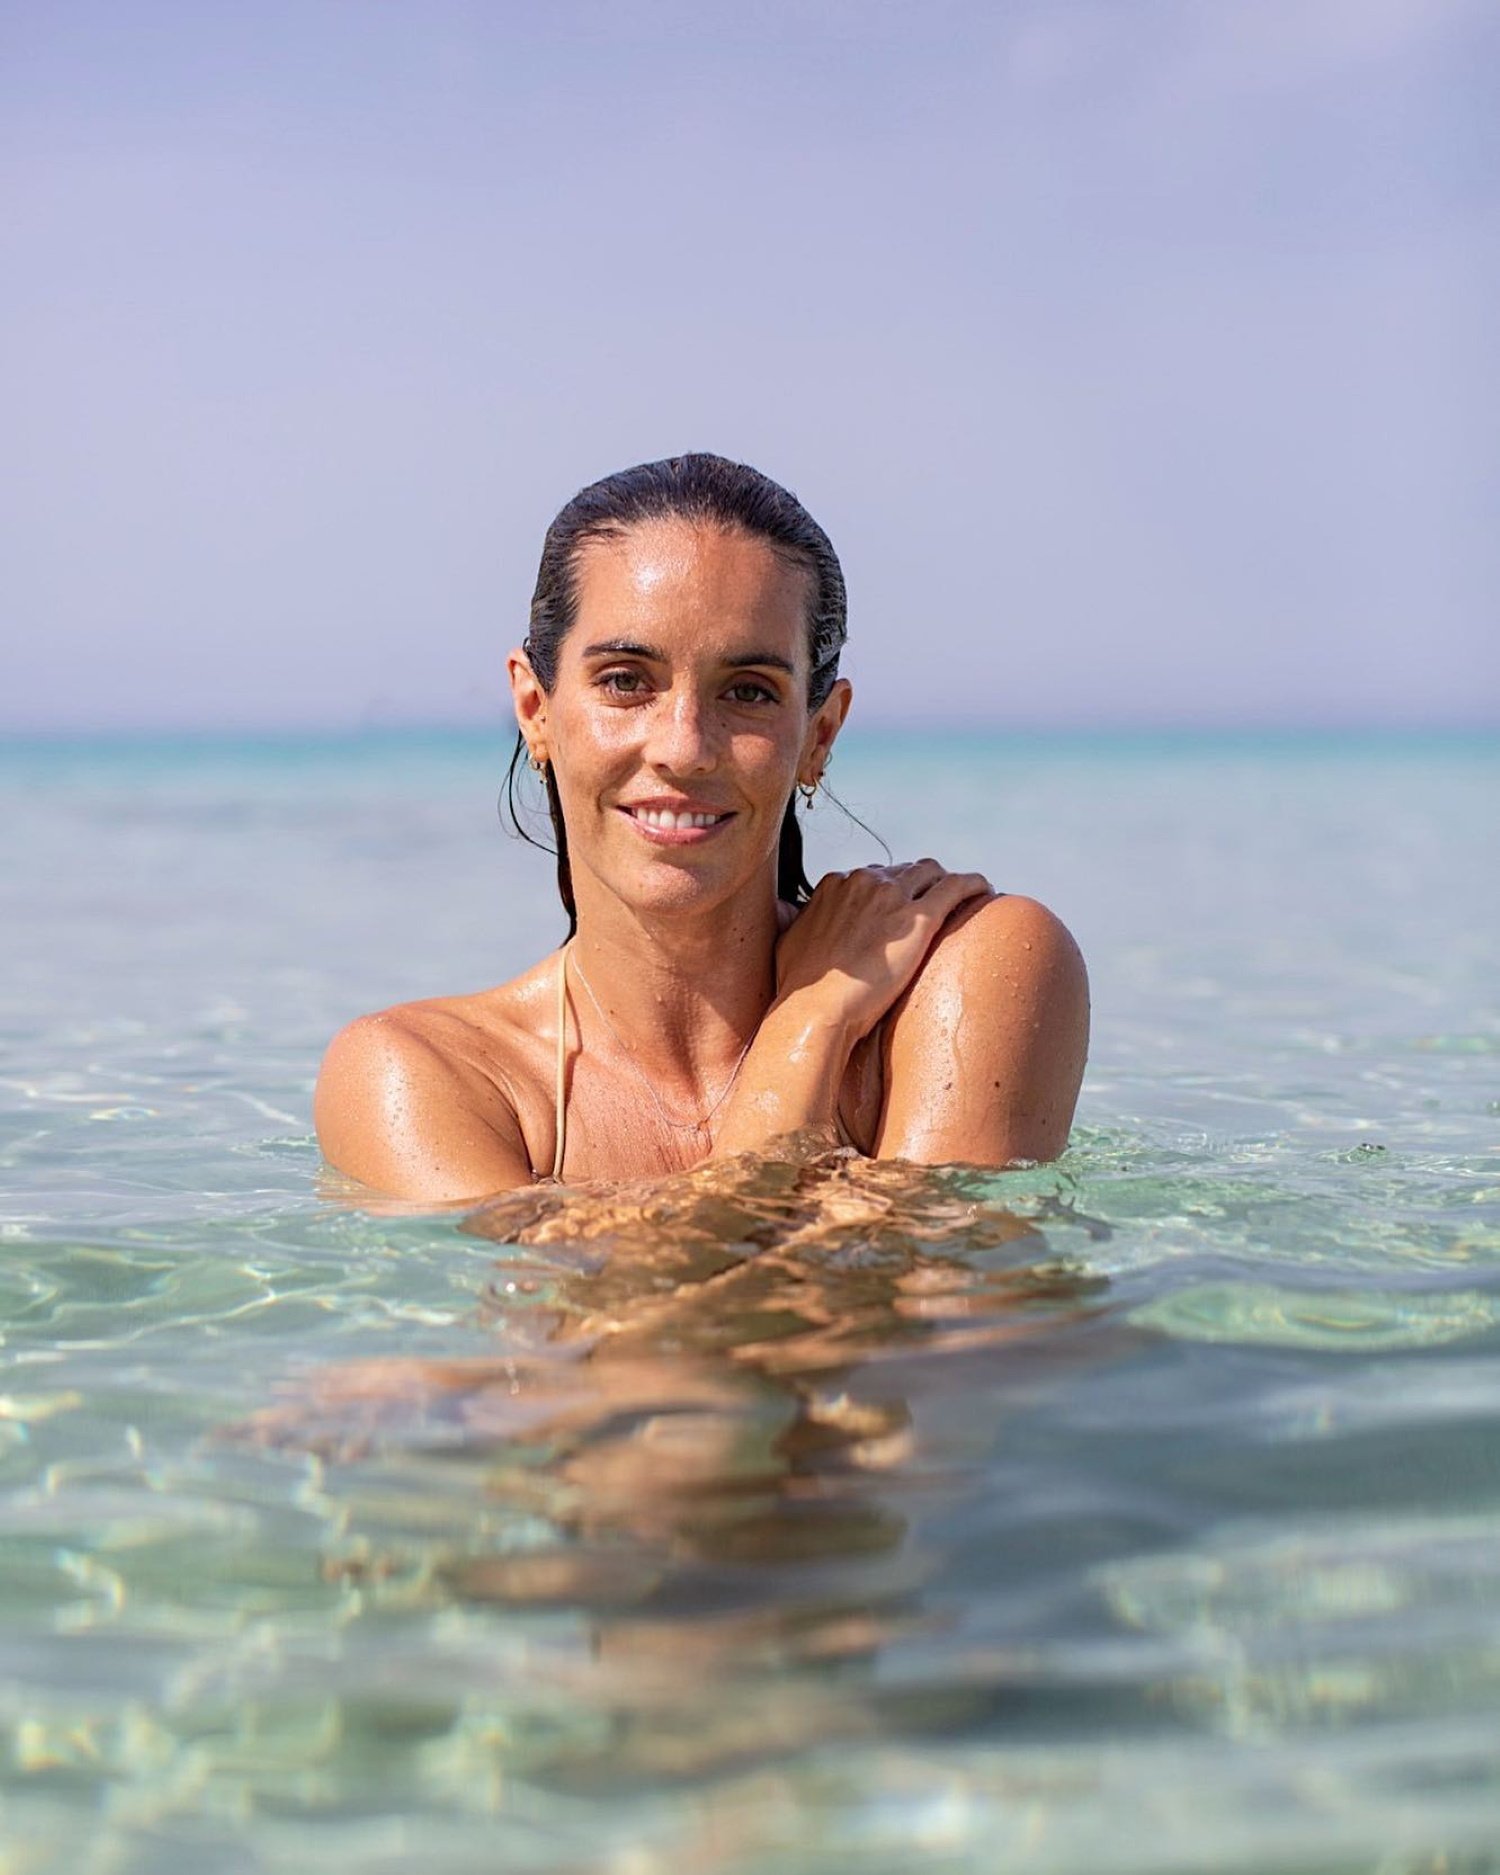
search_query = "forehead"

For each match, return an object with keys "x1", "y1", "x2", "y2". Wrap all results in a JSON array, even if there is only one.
[{"x1": 571, "y1": 520, "x2": 811, "y2": 663}]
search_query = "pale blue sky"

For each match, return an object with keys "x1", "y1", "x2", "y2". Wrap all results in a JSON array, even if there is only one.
[{"x1": 3, "y1": 0, "x2": 1495, "y2": 731}]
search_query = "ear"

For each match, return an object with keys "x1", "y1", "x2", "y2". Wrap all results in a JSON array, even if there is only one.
[
  {"x1": 800, "y1": 677, "x2": 852, "y2": 784},
  {"x1": 508, "y1": 647, "x2": 549, "y2": 765}
]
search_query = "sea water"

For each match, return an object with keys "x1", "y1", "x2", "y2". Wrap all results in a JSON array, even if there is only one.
[{"x1": 0, "y1": 727, "x2": 1496, "y2": 1874}]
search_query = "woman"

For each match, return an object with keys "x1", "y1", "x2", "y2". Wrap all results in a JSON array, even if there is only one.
[{"x1": 316, "y1": 454, "x2": 1088, "y2": 1201}]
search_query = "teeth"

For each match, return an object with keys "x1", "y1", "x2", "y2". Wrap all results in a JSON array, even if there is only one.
[{"x1": 633, "y1": 808, "x2": 722, "y2": 829}]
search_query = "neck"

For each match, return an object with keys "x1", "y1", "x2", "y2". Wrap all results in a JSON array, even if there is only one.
[{"x1": 568, "y1": 885, "x2": 780, "y2": 1070}]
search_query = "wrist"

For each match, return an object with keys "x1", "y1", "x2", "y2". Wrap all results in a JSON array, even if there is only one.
[
  {"x1": 765, "y1": 986, "x2": 861, "y2": 1055},
  {"x1": 708, "y1": 992, "x2": 857, "y2": 1158}
]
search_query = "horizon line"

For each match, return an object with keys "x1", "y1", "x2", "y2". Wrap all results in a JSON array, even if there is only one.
[{"x1": 3, "y1": 717, "x2": 1496, "y2": 750}]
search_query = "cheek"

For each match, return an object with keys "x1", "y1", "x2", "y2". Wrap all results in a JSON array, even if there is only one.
[
  {"x1": 732, "y1": 727, "x2": 800, "y2": 790},
  {"x1": 553, "y1": 701, "x2": 637, "y2": 766}
]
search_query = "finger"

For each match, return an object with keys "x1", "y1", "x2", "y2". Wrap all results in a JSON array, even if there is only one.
[
  {"x1": 900, "y1": 858, "x2": 959, "y2": 897},
  {"x1": 875, "y1": 858, "x2": 946, "y2": 894},
  {"x1": 917, "y1": 870, "x2": 993, "y2": 912}
]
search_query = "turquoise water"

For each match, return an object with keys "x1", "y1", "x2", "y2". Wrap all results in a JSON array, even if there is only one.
[{"x1": 2, "y1": 728, "x2": 1497, "y2": 1873}]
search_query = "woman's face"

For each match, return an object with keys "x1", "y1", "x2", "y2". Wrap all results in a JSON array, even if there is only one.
[{"x1": 511, "y1": 518, "x2": 849, "y2": 924}]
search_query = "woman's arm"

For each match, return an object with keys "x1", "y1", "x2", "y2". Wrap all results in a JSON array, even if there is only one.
[
  {"x1": 709, "y1": 861, "x2": 992, "y2": 1158},
  {"x1": 315, "y1": 1012, "x2": 534, "y2": 1202},
  {"x1": 712, "y1": 871, "x2": 1087, "y2": 1169},
  {"x1": 875, "y1": 893, "x2": 1089, "y2": 1165},
  {"x1": 703, "y1": 994, "x2": 860, "y2": 1157}
]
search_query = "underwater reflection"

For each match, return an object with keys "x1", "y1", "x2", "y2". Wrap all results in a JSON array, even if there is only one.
[{"x1": 251, "y1": 1141, "x2": 1111, "y2": 1769}]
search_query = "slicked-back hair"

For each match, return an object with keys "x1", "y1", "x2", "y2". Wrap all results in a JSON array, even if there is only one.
[{"x1": 503, "y1": 453, "x2": 848, "y2": 936}]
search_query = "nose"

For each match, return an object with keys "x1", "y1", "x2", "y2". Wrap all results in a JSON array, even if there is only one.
[{"x1": 644, "y1": 682, "x2": 719, "y2": 776}]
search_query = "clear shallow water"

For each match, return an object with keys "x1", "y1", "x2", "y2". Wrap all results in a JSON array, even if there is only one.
[{"x1": 1, "y1": 727, "x2": 1497, "y2": 1874}]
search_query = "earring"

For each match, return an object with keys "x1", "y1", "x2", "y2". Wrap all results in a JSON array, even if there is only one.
[
  {"x1": 798, "y1": 779, "x2": 817, "y2": 807},
  {"x1": 530, "y1": 755, "x2": 545, "y2": 773}
]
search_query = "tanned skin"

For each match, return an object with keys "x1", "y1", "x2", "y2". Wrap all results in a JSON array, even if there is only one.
[{"x1": 316, "y1": 520, "x2": 1088, "y2": 1202}]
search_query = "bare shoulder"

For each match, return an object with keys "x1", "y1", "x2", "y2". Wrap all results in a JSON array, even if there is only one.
[
  {"x1": 317, "y1": 1001, "x2": 476, "y2": 1111},
  {"x1": 930, "y1": 892, "x2": 1088, "y2": 999},
  {"x1": 878, "y1": 892, "x2": 1089, "y2": 1167},
  {"x1": 315, "y1": 986, "x2": 539, "y2": 1203}
]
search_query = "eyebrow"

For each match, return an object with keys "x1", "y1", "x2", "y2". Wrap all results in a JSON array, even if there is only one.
[{"x1": 580, "y1": 638, "x2": 797, "y2": 676}]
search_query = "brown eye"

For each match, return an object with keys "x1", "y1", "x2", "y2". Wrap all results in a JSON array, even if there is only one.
[
  {"x1": 726, "y1": 679, "x2": 776, "y2": 705},
  {"x1": 599, "y1": 668, "x2": 647, "y2": 696}
]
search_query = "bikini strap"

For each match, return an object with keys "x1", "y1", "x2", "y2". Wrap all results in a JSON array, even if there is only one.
[{"x1": 551, "y1": 941, "x2": 571, "y2": 1180}]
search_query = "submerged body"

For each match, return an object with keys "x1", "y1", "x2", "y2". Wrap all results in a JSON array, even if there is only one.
[{"x1": 317, "y1": 458, "x2": 1089, "y2": 1202}]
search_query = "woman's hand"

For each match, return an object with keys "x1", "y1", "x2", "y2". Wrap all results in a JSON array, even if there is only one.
[
  {"x1": 774, "y1": 860, "x2": 994, "y2": 1039},
  {"x1": 712, "y1": 860, "x2": 994, "y2": 1161}
]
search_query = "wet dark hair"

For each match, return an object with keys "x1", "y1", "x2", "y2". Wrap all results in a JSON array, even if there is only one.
[{"x1": 503, "y1": 453, "x2": 848, "y2": 936}]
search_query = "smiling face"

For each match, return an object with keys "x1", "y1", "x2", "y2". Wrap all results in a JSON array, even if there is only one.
[{"x1": 510, "y1": 519, "x2": 850, "y2": 928}]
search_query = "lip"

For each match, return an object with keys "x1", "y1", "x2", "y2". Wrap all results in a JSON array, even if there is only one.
[{"x1": 617, "y1": 801, "x2": 736, "y2": 847}]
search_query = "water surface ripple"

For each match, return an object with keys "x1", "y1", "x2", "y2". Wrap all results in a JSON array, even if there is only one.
[{"x1": 1, "y1": 731, "x2": 1496, "y2": 1873}]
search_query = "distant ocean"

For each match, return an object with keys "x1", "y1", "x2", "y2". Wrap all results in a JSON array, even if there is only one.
[{"x1": 2, "y1": 726, "x2": 1497, "y2": 1873}]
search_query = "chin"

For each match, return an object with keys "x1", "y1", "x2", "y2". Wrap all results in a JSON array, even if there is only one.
[
  {"x1": 613, "y1": 851, "x2": 772, "y2": 920},
  {"x1": 628, "y1": 869, "x2": 736, "y2": 917}
]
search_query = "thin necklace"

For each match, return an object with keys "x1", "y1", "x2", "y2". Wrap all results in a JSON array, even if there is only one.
[{"x1": 567, "y1": 944, "x2": 755, "y2": 1136}]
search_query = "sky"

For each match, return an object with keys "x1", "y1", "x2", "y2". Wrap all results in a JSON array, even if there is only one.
[{"x1": 3, "y1": 0, "x2": 1495, "y2": 733}]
